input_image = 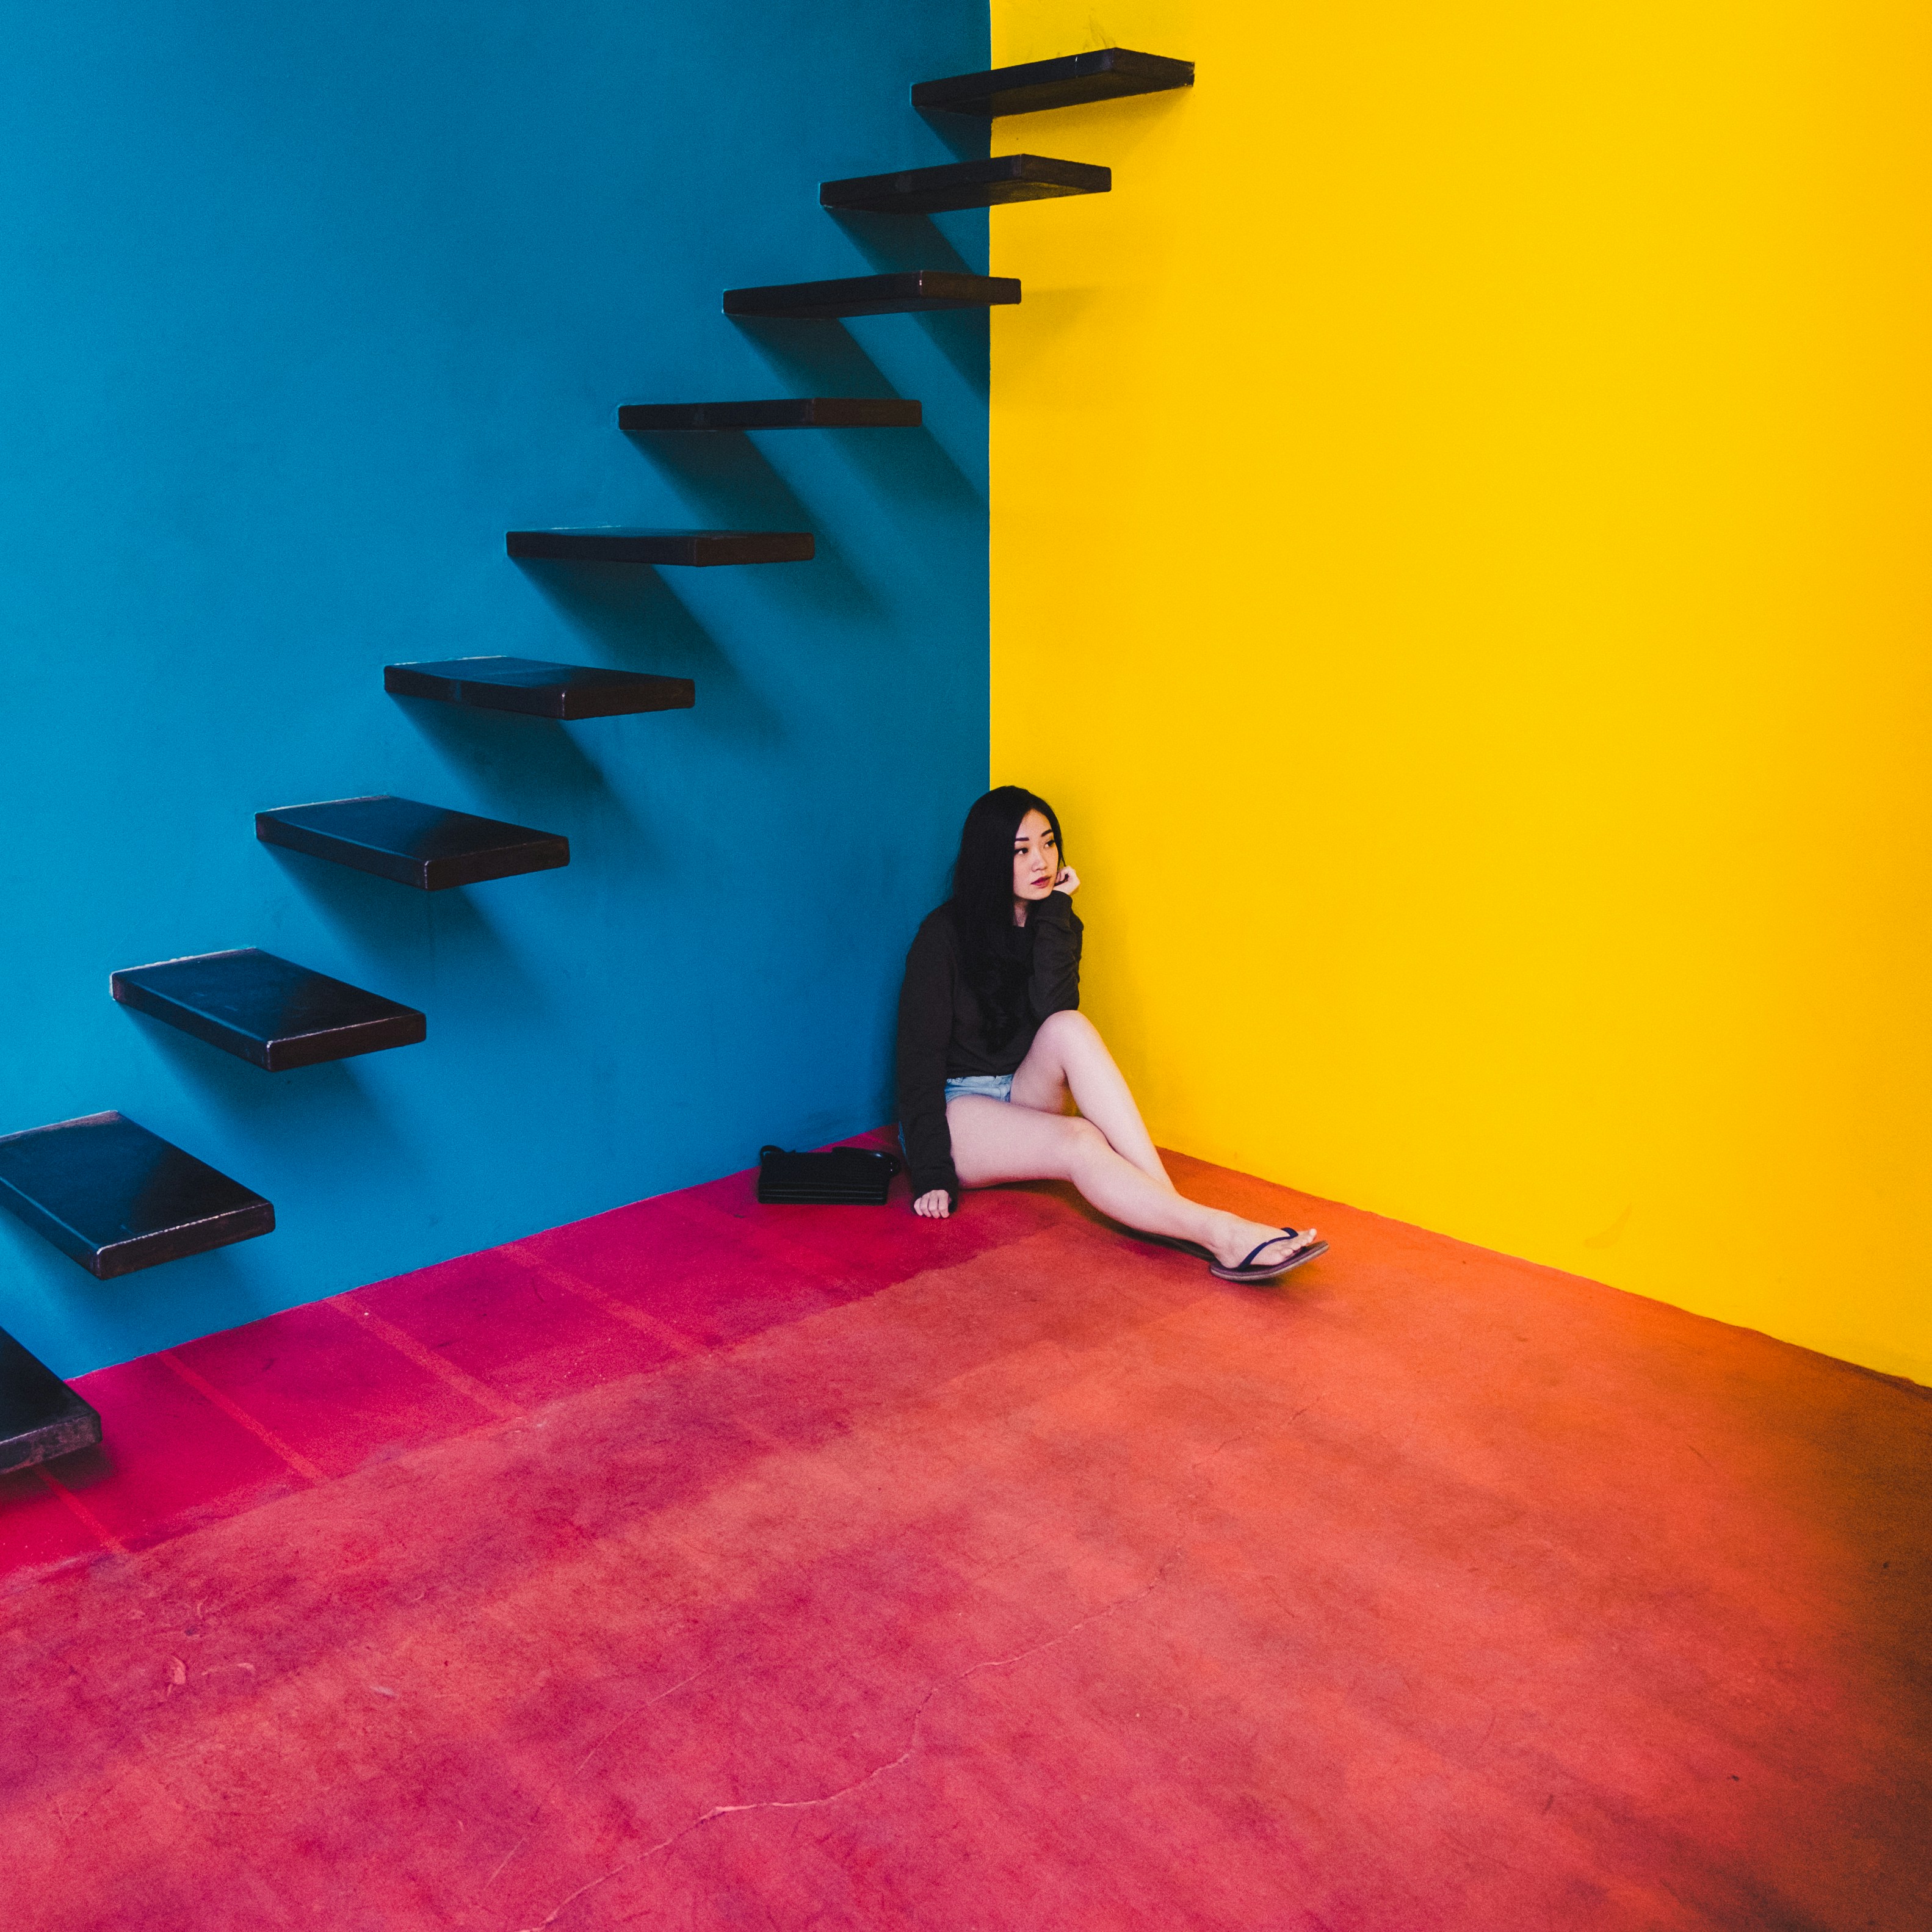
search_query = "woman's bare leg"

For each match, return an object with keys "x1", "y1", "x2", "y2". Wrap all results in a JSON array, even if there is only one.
[
  {"x1": 945, "y1": 1096, "x2": 1308, "y2": 1272},
  {"x1": 1008, "y1": 1010, "x2": 1174, "y2": 1190}
]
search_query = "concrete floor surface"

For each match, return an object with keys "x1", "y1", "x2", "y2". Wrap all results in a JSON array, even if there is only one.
[{"x1": 2, "y1": 1143, "x2": 1927, "y2": 1930}]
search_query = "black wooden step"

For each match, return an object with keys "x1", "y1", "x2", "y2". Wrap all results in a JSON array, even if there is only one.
[
  {"x1": 821, "y1": 154, "x2": 1110, "y2": 214},
  {"x1": 385, "y1": 656, "x2": 695, "y2": 721},
  {"x1": 1, "y1": 1328, "x2": 102, "y2": 1475},
  {"x1": 618, "y1": 398, "x2": 922, "y2": 432},
  {"x1": 913, "y1": 48, "x2": 1194, "y2": 118},
  {"x1": 112, "y1": 949, "x2": 425, "y2": 1072},
  {"x1": 723, "y1": 272, "x2": 1021, "y2": 320},
  {"x1": 257, "y1": 795, "x2": 570, "y2": 891},
  {"x1": 505, "y1": 528, "x2": 812, "y2": 566},
  {"x1": 0, "y1": 1112, "x2": 274, "y2": 1279}
]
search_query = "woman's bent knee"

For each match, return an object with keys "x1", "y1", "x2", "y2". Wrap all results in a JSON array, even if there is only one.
[
  {"x1": 950, "y1": 1102, "x2": 1105, "y2": 1188},
  {"x1": 1036, "y1": 1008, "x2": 1098, "y2": 1047},
  {"x1": 1029, "y1": 1113, "x2": 1107, "y2": 1184}
]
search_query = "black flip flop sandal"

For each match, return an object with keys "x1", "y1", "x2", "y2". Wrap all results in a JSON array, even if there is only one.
[{"x1": 1209, "y1": 1228, "x2": 1327, "y2": 1283}]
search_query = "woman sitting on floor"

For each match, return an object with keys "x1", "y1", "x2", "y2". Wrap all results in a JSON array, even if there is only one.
[{"x1": 894, "y1": 786, "x2": 1325, "y2": 1283}]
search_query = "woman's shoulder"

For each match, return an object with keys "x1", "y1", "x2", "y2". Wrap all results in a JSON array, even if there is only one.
[{"x1": 908, "y1": 902, "x2": 960, "y2": 953}]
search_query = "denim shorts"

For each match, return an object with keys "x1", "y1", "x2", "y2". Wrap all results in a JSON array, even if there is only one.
[{"x1": 944, "y1": 1073, "x2": 1013, "y2": 1104}]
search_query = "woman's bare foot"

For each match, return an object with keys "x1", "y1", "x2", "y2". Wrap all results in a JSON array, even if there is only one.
[{"x1": 1207, "y1": 1213, "x2": 1317, "y2": 1273}]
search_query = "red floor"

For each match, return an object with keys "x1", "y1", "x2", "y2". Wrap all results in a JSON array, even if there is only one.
[{"x1": 2, "y1": 1138, "x2": 1928, "y2": 1931}]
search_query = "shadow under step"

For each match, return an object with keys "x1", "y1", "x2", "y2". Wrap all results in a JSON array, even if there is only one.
[
  {"x1": 257, "y1": 795, "x2": 569, "y2": 891},
  {"x1": 112, "y1": 949, "x2": 425, "y2": 1071},
  {"x1": 913, "y1": 48, "x2": 1194, "y2": 118},
  {"x1": 507, "y1": 528, "x2": 812, "y2": 566},
  {"x1": 0, "y1": 1111, "x2": 274, "y2": 1279},
  {"x1": 723, "y1": 272, "x2": 1019, "y2": 320},
  {"x1": 385, "y1": 656, "x2": 695, "y2": 721},
  {"x1": 1, "y1": 1327, "x2": 102, "y2": 1475},
  {"x1": 619, "y1": 398, "x2": 921, "y2": 432},
  {"x1": 821, "y1": 154, "x2": 1109, "y2": 214}
]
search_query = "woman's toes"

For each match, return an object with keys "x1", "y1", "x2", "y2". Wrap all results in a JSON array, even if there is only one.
[{"x1": 1220, "y1": 1222, "x2": 1309, "y2": 1269}]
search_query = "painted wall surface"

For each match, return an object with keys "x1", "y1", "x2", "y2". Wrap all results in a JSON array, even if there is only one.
[
  {"x1": 990, "y1": 2, "x2": 1932, "y2": 1381},
  {"x1": 1, "y1": 1, "x2": 988, "y2": 1377}
]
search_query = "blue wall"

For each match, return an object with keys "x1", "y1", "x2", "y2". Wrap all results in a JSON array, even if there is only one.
[{"x1": 0, "y1": 1, "x2": 989, "y2": 1376}]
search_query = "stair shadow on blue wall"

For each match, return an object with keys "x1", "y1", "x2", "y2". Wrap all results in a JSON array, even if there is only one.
[
  {"x1": 727, "y1": 321, "x2": 987, "y2": 506},
  {"x1": 913, "y1": 109, "x2": 991, "y2": 165},
  {"x1": 900, "y1": 308, "x2": 989, "y2": 400},
  {"x1": 256, "y1": 841, "x2": 559, "y2": 996},
  {"x1": 613, "y1": 436, "x2": 883, "y2": 623},
  {"x1": 820, "y1": 210, "x2": 990, "y2": 398},
  {"x1": 725, "y1": 317, "x2": 901, "y2": 396},
  {"x1": 643, "y1": 416, "x2": 984, "y2": 523},
  {"x1": 117, "y1": 1004, "x2": 422, "y2": 1170},
  {"x1": 505, "y1": 560, "x2": 783, "y2": 748},
  {"x1": 823, "y1": 209, "x2": 975, "y2": 276},
  {"x1": 385, "y1": 689, "x2": 651, "y2": 828}
]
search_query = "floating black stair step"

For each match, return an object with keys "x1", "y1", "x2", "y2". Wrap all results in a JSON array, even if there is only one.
[
  {"x1": 505, "y1": 528, "x2": 812, "y2": 566},
  {"x1": 256, "y1": 795, "x2": 570, "y2": 892},
  {"x1": 0, "y1": 1112, "x2": 274, "y2": 1279},
  {"x1": 385, "y1": 656, "x2": 695, "y2": 721},
  {"x1": 112, "y1": 949, "x2": 425, "y2": 1072},
  {"x1": 913, "y1": 48, "x2": 1194, "y2": 118},
  {"x1": 821, "y1": 154, "x2": 1110, "y2": 215},
  {"x1": 618, "y1": 398, "x2": 922, "y2": 432},
  {"x1": 1, "y1": 1327, "x2": 101, "y2": 1475},
  {"x1": 723, "y1": 272, "x2": 1020, "y2": 320}
]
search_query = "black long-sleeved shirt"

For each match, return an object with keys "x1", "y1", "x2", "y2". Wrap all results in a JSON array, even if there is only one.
[{"x1": 894, "y1": 891, "x2": 1084, "y2": 1206}]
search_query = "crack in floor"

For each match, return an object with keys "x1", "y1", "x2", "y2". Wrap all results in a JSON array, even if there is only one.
[
  {"x1": 513, "y1": 1565, "x2": 1172, "y2": 1932},
  {"x1": 478, "y1": 1665, "x2": 724, "y2": 1900}
]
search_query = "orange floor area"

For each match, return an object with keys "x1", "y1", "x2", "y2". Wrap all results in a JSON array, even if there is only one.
[{"x1": 2, "y1": 1145, "x2": 1928, "y2": 1930}]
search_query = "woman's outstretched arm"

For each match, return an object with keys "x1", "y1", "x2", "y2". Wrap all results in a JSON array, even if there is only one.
[{"x1": 894, "y1": 916, "x2": 960, "y2": 1211}]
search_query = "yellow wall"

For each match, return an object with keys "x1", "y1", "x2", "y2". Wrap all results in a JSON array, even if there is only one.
[{"x1": 990, "y1": 1, "x2": 1932, "y2": 1382}]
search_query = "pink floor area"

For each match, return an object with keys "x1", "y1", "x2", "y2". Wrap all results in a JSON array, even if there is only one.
[{"x1": 2, "y1": 1137, "x2": 1928, "y2": 1930}]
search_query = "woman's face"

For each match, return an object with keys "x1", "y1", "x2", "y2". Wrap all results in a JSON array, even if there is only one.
[{"x1": 1011, "y1": 809, "x2": 1060, "y2": 903}]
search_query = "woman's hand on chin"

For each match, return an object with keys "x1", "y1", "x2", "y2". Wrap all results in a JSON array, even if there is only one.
[
  {"x1": 913, "y1": 1189, "x2": 952, "y2": 1218},
  {"x1": 1052, "y1": 865, "x2": 1080, "y2": 895}
]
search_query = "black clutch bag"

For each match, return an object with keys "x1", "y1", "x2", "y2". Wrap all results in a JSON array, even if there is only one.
[{"x1": 756, "y1": 1144, "x2": 902, "y2": 1206}]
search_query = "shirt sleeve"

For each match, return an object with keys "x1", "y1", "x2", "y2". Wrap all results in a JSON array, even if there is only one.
[
  {"x1": 1027, "y1": 889, "x2": 1083, "y2": 1020},
  {"x1": 895, "y1": 916, "x2": 961, "y2": 1209}
]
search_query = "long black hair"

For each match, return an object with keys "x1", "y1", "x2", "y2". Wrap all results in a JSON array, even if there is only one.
[{"x1": 947, "y1": 785, "x2": 1065, "y2": 1050}]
